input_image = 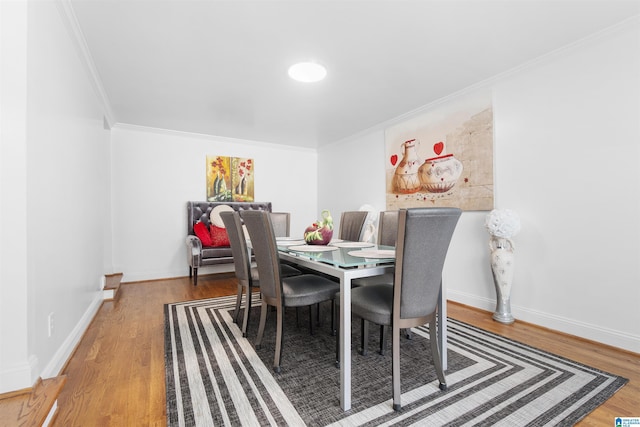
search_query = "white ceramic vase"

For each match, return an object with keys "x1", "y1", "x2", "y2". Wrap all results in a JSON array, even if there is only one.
[
  {"x1": 392, "y1": 139, "x2": 422, "y2": 194},
  {"x1": 489, "y1": 236, "x2": 515, "y2": 324},
  {"x1": 418, "y1": 154, "x2": 463, "y2": 193}
]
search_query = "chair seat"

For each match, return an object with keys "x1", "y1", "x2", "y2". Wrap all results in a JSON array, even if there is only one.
[
  {"x1": 251, "y1": 264, "x2": 301, "y2": 282},
  {"x1": 283, "y1": 274, "x2": 340, "y2": 307},
  {"x1": 351, "y1": 271, "x2": 395, "y2": 287},
  {"x1": 350, "y1": 284, "x2": 393, "y2": 326}
]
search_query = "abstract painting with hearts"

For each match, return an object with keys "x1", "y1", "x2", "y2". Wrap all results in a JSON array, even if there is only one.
[{"x1": 385, "y1": 89, "x2": 494, "y2": 211}]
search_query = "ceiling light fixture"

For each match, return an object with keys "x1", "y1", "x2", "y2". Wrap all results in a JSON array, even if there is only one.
[{"x1": 288, "y1": 61, "x2": 327, "y2": 83}]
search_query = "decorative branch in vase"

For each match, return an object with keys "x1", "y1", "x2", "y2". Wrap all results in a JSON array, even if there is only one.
[{"x1": 484, "y1": 209, "x2": 521, "y2": 324}]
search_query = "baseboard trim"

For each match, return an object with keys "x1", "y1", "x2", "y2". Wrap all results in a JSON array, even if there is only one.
[
  {"x1": 43, "y1": 400, "x2": 58, "y2": 427},
  {"x1": 0, "y1": 355, "x2": 39, "y2": 395},
  {"x1": 447, "y1": 289, "x2": 640, "y2": 354},
  {"x1": 119, "y1": 265, "x2": 235, "y2": 283},
  {"x1": 40, "y1": 293, "x2": 103, "y2": 379}
]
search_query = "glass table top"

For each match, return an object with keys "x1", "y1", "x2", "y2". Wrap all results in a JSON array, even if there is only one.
[{"x1": 277, "y1": 239, "x2": 395, "y2": 268}]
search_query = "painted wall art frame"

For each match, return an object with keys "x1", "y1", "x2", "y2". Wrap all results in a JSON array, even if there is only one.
[
  {"x1": 206, "y1": 155, "x2": 254, "y2": 202},
  {"x1": 385, "y1": 90, "x2": 494, "y2": 211}
]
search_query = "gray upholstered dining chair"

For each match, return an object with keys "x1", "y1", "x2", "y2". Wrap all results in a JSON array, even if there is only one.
[
  {"x1": 341, "y1": 207, "x2": 461, "y2": 411},
  {"x1": 242, "y1": 210, "x2": 341, "y2": 373},
  {"x1": 272, "y1": 210, "x2": 327, "y2": 335},
  {"x1": 338, "y1": 211, "x2": 368, "y2": 241},
  {"x1": 270, "y1": 212, "x2": 291, "y2": 237},
  {"x1": 352, "y1": 210, "x2": 399, "y2": 288},
  {"x1": 351, "y1": 210, "x2": 401, "y2": 351},
  {"x1": 220, "y1": 211, "x2": 301, "y2": 337}
]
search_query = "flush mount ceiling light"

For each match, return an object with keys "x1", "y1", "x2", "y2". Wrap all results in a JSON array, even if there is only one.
[{"x1": 288, "y1": 61, "x2": 327, "y2": 83}]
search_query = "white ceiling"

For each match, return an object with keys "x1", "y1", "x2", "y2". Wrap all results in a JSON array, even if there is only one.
[{"x1": 69, "y1": 0, "x2": 640, "y2": 149}]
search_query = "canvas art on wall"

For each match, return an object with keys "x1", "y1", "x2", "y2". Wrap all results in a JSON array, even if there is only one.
[
  {"x1": 385, "y1": 90, "x2": 494, "y2": 211},
  {"x1": 206, "y1": 156, "x2": 254, "y2": 202}
]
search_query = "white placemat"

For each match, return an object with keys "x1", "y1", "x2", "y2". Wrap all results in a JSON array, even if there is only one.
[
  {"x1": 288, "y1": 245, "x2": 339, "y2": 252},
  {"x1": 276, "y1": 240, "x2": 307, "y2": 246},
  {"x1": 348, "y1": 249, "x2": 396, "y2": 259},
  {"x1": 332, "y1": 241, "x2": 375, "y2": 248},
  {"x1": 276, "y1": 236, "x2": 304, "y2": 241}
]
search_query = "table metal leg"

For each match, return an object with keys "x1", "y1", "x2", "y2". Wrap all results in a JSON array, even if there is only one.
[{"x1": 339, "y1": 276, "x2": 351, "y2": 410}]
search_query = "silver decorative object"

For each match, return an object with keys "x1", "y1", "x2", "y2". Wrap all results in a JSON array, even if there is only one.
[
  {"x1": 489, "y1": 236, "x2": 515, "y2": 323},
  {"x1": 485, "y1": 209, "x2": 521, "y2": 324}
]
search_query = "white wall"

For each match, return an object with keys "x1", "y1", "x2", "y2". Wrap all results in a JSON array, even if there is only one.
[
  {"x1": 319, "y1": 19, "x2": 640, "y2": 353},
  {"x1": 0, "y1": 1, "x2": 110, "y2": 392},
  {"x1": 110, "y1": 126, "x2": 318, "y2": 281},
  {"x1": 27, "y1": 0, "x2": 111, "y2": 380},
  {"x1": 0, "y1": 0, "x2": 31, "y2": 393}
]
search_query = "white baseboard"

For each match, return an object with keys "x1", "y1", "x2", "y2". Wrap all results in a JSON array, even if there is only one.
[
  {"x1": 447, "y1": 289, "x2": 640, "y2": 354},
  {"x1": 120, "y1": 265, "x2": 235, "y2": 283},
  {"x1": 447, "y1": 289, "x2": 495, "y2": 313},
  {"x1": 43, "y1": 401, "x2": 57, "y2": 427},
  {"x1": 40, "y1": 292, "x2": 103, "y2": 379},
  {"x1": 0, "y1": 355, "x2": 39, "y2": 394},
  {"x1": 514, "y1": 306, "x2": 640, "y2": 354}
]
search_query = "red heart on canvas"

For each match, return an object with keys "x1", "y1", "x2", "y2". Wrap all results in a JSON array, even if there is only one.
[
  {"x1": 390, "y1": 154, "x2": 398, "y2": 166},
  {"x1": 434, "y1": 142, "x2": 444, "y2": 155}
]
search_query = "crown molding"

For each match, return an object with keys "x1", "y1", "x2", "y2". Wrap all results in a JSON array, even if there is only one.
[
  {"x1": 323, "y1": 14, "x2": 640, "y2": 150},
  {"x1": 55, "y1": 0, "x2": 115, "y2": 128},
  {"x1": 113, "y1": 123, "x2": 318, "y2": 153}
]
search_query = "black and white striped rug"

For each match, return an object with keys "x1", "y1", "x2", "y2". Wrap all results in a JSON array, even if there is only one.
[{"x1": 165, "y1": 296, "x2": 627, "y2": 426}]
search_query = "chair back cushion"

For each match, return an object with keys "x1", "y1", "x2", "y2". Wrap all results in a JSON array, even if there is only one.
[
  {"x1": 219, "y1": 211, "x2": 251, "y2": 282},
  {"x1": 338, "y1": 211, "x2": 368, "y2": 241},
  {"x1": 242, "y1": 210, "x2": 281, "y2": 301},
  {"x1": 270, "y1": 212, "x2": 291, "y2": 238},
  {"x1": 395, "y1": 207, "x2": 461, "y2": 319},
  {"x1": 378, "y1": 210, "x2": 399, "y2": 246}
]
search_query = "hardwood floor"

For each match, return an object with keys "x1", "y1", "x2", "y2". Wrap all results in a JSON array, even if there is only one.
[{"x1": 53, "y1": 274, "x2": 639, "y2": 426}]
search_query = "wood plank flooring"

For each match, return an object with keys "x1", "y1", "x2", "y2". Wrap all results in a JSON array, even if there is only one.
[
  {"x1": 53, "y1": 273, "x2": 639, "y2": 426},
  {"x1": 0, "y1": 376, "x2": 66, "y2": 427}
]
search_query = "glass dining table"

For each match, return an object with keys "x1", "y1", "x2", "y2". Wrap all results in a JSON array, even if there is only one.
[{"x1": 276, "y1": 238, "x2": 448, "y2": 412}]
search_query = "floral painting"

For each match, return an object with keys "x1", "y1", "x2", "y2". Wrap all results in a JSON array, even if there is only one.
[
  {"x1": 230, "y1": 157, "x2": 254, "y2": 202},
  {"x1": 385, "y1": 89, "x2": 494, "y2": 211},
  {"x1": 207, "y1": 156, "x2": 231, "y2": 201},
  {"x1": 206, "y1": 156, "x2": 254, "y2": 202}
]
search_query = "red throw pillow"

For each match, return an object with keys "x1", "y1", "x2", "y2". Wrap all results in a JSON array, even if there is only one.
[
  {"x1": 210, "y1": 225, "x2": 230, "y2": 247},
  {"x1": 193, "y1": 221, "x2": 213, "y2": 246}
]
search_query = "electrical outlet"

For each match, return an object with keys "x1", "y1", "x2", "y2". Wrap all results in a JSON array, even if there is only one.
[{"x1": 48, "y1": 312, "x2": 55, "y2": 337}]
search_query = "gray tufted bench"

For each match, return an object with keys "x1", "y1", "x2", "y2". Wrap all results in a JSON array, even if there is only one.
[{"x1": 186, "y1": 201, "x2": 272, "y2": 285}]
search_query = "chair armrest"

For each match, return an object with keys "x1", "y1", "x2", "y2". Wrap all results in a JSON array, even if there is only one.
[{"x1": 186, "y1": 235, "x2": 202, "y2": 267}]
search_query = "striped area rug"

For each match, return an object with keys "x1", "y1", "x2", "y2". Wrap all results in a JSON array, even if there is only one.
[{"x1": 165, "y1": 296, "x2": 627, "y2": 426}]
